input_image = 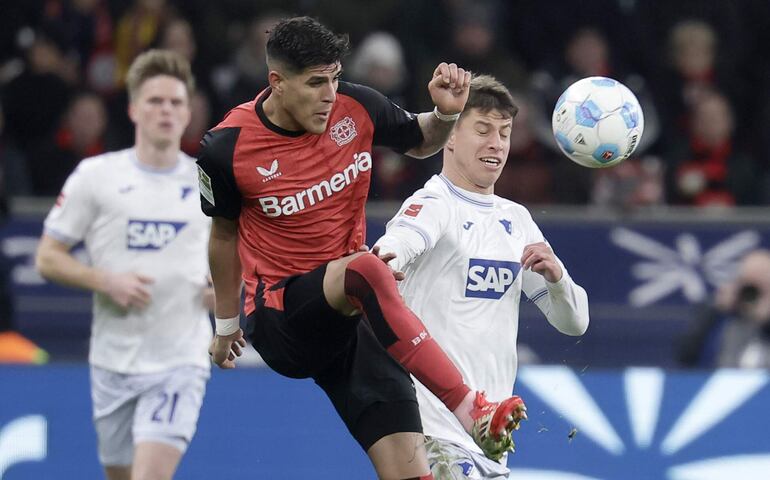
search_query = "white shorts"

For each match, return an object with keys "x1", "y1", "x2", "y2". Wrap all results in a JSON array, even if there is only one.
[
  {"x1": 90, "y1": 365, "x2": 209, "y2": 466},
  {"x1": 425, "y1": 436, "x2": 510, "y2": 480}
]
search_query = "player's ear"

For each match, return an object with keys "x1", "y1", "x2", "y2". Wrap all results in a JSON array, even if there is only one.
[
  {"x1": 127, "y1": 101, "x2": 137, "y2": 124},
  {"x1": 446, "y1": 132, "x2": 456, "y2": 152},
  {"x1": 268, "y1": 70, "x2": 283, "y2": 95}
]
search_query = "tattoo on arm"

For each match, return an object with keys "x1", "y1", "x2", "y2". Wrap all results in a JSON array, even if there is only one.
[{"x1": 406, "y1": 111, "x2": 456, "y2": 159}]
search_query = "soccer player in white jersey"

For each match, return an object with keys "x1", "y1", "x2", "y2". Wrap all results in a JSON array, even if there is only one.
[
  {"x1": 374, "y1": 75, "x2": 590, "y2": 479},
  {"x1": 35, "y1": 50, "x2": 213, "y2": 480}
]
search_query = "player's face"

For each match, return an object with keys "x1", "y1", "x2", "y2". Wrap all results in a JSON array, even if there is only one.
[
  {"x1": 447, "y1": 108, "x2": 512, "y2": 194},
  {"x1": 279, "y1": 62, "x2": 341, "y2": 134},
  {"x1": 129, "y1": 75, "x2": 191, "y2": 149}
]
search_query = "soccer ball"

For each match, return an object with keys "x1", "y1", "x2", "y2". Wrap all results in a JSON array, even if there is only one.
[{"x1": 551, "y1": 76, "x2": 644, "y2": 168}]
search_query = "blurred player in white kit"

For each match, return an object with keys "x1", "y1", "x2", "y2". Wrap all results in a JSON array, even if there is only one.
[
  {"x1": 374, "y1": 74, "x2": 590, "y2": 479},
  {"x1": 35, "y1": 49, "x2": 213, "y2": 480}
]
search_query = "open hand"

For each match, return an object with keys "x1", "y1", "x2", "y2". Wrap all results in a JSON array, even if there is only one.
[
  {"x1": 371, "y1": 245, "x2": 405, "y2": 281},
  {"x1": 209, "y1": 329, "x2": 247, "y2": 369}
]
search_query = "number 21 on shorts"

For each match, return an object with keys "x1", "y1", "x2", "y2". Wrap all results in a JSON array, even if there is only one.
[{"x1": 151, "y1": 392, "x2": 180, "y2": 423}]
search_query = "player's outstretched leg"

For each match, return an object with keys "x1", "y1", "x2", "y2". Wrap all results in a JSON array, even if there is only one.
[
  {"x1": 339, "y1": 253, "x2": 470, "y2": 410},
  {"x1": 325, "y1": 252, "x2": 528, "y2": 459}
]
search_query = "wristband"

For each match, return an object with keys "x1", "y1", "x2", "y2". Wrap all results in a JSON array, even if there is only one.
[
  {"x1": 433, "y1": 106, "x2": 461, "y2": 122},
  {"x1": 215, "y1": 315, "x2": 240, "y2": 336}
]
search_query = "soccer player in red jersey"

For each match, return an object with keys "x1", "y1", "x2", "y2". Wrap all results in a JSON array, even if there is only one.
[{"x1": 196, "y1": 17, "x2": 525, "y2": 478}]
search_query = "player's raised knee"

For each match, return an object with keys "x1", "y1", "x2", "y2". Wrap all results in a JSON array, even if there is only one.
[
  {"x1": 346, "y1": 252, "x2": 393, "y2": 279},
  {"x1": 344, "y1": 252, "x2": 400, "y2": 299}
]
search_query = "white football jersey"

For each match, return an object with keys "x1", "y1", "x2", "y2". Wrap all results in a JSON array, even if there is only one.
[
  {"x1": 44, "y1": 148, "x2": 213, "y2": 374},
  {"x1": 375, "y1": 174, "x2": 589, "y2": 455}
]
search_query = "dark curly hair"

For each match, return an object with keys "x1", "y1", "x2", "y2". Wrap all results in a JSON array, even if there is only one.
[{"x1": 266, "y1": 16, "x2": 350, "y2": 73}]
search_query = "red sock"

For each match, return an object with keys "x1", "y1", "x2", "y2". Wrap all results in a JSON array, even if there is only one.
[{"x1": 345, "y1": 254, "x2": 470, "y2": 411}]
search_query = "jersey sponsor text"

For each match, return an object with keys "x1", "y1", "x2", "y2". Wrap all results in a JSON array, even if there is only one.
[
  {"x1": 465, "y1": 259, "x2": 521, "y2": 299},
  {"x1": 127, "y1": 220, "x2": 187, "y2": 250},
  {"x1": 258, "y1": 152, "x2": 372, "y2": 217}
]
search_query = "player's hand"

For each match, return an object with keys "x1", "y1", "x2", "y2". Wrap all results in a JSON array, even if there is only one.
[
  {"x1": 209, "y1": 329, "x2": 247, "y2": 369},
  {"x1": 371, "y1": 246, "x2": 405, "y2": 281},
  {"x1": 521, "y1": 242, "x2": 562, "y2": 283},
  {"x1": 428, "y1": 62, "x2": 471, "y2": 117},
  {"x1": 103, "y1": 272, "x2": 154, "y2": 309}
]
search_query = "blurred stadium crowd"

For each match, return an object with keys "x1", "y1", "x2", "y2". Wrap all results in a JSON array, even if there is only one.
[{"x1": 2, "y1": 0, "x2": 770, "y2": 209}]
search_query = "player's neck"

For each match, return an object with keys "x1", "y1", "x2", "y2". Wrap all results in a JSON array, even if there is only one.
[
  {"x1": 440, "y1": 168, "x2": 494, "y2": 196},
  {"x1": 262, "y1": 94, "x2": 304, "y2": 133},
  {"x1": 134, "y1": 138, "x2": 180, "y2": 170}
]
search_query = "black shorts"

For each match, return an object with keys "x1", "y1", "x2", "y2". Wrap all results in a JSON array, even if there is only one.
[{"x1": 246, "y1": 263, "x2": 422, "y2": 451}]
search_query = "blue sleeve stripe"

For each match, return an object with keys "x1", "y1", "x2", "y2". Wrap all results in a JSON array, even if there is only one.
[
  {"x1": 43, "y1": 227, "x2": 81, "y2": 246},
  {"x1": 391, "y1": 220, "x2": 432, "y2": 248},
  {"x1": 529, "y1": 288, "x2": 549, "y2": 303}
]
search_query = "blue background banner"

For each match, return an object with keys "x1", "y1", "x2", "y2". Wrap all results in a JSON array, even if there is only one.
[
  {"x1": 1, "y1": 366, "x2": 769, "y2": 479},
  {"x1": 5, "y1": 212, "x2": 768, "y2": 366},
  {"x1": 3, "y1": 211, "x2": 770, "y2": 478}
]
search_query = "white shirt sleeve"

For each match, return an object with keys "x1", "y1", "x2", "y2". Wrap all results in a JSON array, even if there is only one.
[
  {"x1": 43, "y1": 162, "x2": 97, "y2": 245},
  {"x1": 373, "y1": 193, "x2": 449, "y2": 272},
  {"x1": 519, "y1": 209, "x2": 590, "y2": 336}
]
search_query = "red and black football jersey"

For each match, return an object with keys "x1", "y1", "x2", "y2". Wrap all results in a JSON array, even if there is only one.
[{"x1": 197, "y1": 81, "x2": 423, "y2": 313}]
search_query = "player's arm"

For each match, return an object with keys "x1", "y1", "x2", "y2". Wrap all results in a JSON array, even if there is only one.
[
  {"x1": 373, "y1": 229, "x2": 423, "y2": 274},
  {"x1": 407, "y1": 62, "x2": 472, "y2": 159},
  {"x1": 36, "y1": 163, "x2": 153, "y2": 309},
  {"x1": 374, "y1": 195, "x2": 448, "y2": 272},
  {"x1": 35, "y1": 235, "x2": 153, "y2": 309},
  {"x1": 196, "y1": 127, "x2": 243, "y2": 318},
  {"x1": 197, "y1": 127, "x2": 247, "y2": 367},
  {"x1": 521, "y1": 242, "x2": 589, "y2": 336},
  {"x1": 208, "y1": 217, "x2": 241, "y2": 318},
  {"x1": 207, "y1": 217, "x2": 247, "y2": 368},
  {"x1": 338, "y1": 65, "x2": 469, "y2": 159}
]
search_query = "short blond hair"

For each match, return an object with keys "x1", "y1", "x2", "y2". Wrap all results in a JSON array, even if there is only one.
[{"x1": 125, "y1": 49, "x2": 195, "y2": 101}]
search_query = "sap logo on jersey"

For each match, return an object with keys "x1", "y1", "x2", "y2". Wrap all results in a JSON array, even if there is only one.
[
  {"x1": 465, "y1": 259, "x2": 521, "y2": 299},
  {"x1": 127, "y1": 220, "x2": 187, "y2": 250}
]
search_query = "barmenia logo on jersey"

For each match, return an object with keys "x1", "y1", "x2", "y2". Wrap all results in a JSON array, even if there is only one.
[
  {"x1": 258, "y1": 152, "x2": 372, "y2": 217},
  {"x1": 465, "y1": 259, "x2": 521, "y2": 299},
  {"x1": 329, "y1": 116, "x2": 357, "y2": 146},
  {"x1": 127, "y1": 220, "x2": 187, "y2": 250}
]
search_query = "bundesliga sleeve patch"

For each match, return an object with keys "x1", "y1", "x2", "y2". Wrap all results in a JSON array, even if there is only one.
[
  {"x1": 197, "y1": 166, "x2": 215, "y2": 206},
  {"x1": 403, "y1": 204, "x2": 423, "y2": 217}
]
